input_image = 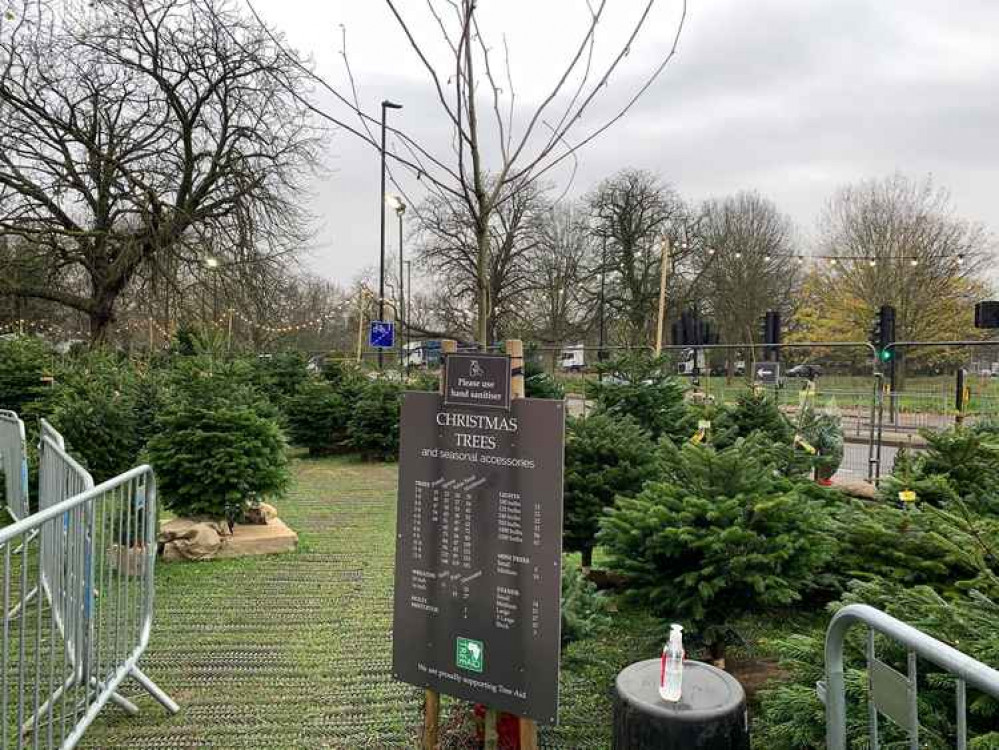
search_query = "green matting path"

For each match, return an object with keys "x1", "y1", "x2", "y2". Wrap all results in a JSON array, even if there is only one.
[{"x1": 78, "y1": 456, "x2": 649, "y2": 749}]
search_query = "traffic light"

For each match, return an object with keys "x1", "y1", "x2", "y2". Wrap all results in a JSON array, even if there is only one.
[
  {"x1": 975, "y1": 301, "x2": 999, "y2": 329},
  {"x1": 672, "y1": 310, "x2": 719, "y2": 346},
  {"x1": 871, "y1": 305, "x2": 896, "y2": 360},
  {"x1": 762, "y1": 310, "x2": 781, "y2": 360}
]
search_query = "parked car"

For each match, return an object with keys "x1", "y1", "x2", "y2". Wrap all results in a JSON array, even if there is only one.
[{"x1": 787, "y1": 363, "x2": 822, "y2": 379}]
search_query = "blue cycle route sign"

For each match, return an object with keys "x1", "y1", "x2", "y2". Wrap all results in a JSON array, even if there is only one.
[{"x1": 369, "y1": 321, "x2": 395, "y2": 349}]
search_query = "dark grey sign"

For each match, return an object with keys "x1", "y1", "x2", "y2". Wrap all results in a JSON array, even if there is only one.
[
  {"x1": 754, "y1": 361, "x2": 780, "y2": 384},
  {"x1": 392, "y1": 391, "x2": 564, "y2": 724},
  {"x1": 444, "y1": 353, "x2": 511, "y2": 410}
]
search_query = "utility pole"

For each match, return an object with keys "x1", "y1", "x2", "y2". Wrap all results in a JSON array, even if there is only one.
[
  {"x1": 378, "y1": 99, "x2": 403, "y2": 370},
  {"x1": 654, "y1": 236, "x2": 670, "y2": 355}
]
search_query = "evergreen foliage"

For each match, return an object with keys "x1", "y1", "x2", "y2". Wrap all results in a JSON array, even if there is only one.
[
  {"x1": 285, "y1": 380, "x2": 352, "y2": 455},
  {"x1": 250, "y1": 351, "x2": 310, "y2": 412},
  {"x1": 346, "y1": 378, "x2": 402, "y2": 461},
  {"x1": 564, "y1": 414, "x2": 657, "y2": 567},
  {"x1": 589, "y1": 352, "x2": 687, "y2": 441},
  {"x1": 147, "y1": 403, "x2": 290, "y2": 518},
  {"x1": 561, "y1": 556, "x2": 611, "y2": 647},
  {"x1": 878, "y1": 427, "x2": 999, "y2": 513},
  {"x1": 0, "y1": 335, "x2": 53, "y2": 417},
  {"x1": 599, "y1": 438, "x2": 833, "y2": 656}
]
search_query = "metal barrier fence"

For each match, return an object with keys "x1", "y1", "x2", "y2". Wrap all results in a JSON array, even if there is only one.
[
  {"x1": 39, "y1": 419, "x2": 64, "y2": 451},
  {"x1": 0, "y1": 410, "x2": 30, "y2": 523},
  {"x1": 823, "y1": 604, "x2": 999, "y2": 749},
  {"x1": 3, "y1": 433, "x2": 178, "y2": 749}
]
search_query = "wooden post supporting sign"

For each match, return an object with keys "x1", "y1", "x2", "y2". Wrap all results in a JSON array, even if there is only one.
[
  {"x1": 507, "y1": 339, "x2": 539, "y2": 750},
  {"x1": 422, "y1": 338, "x2": 456, "y2": 750}
]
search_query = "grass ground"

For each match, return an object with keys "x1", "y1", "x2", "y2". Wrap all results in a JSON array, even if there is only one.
[{"x1": 74, "y1": 456, "x2": 675, "y2": 750}]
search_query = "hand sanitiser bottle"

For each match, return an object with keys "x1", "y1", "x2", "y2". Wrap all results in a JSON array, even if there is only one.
[{"x1": 659, "y1": 624, "x2": 684, "y2": 702}]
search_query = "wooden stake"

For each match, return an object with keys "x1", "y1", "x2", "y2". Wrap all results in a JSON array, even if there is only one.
[
  {"x1": 520, "y1": 718, "x2": 539, "y2": 750},
  {"x1": 655, "y1": 236, "x2": 670, "y2": 355},
  {"x1": 423, "y1": 689, "x2": 440, "y2": 750},
  {"x1": 421, "y1": 338, "x2": 456, "y2": 750},
  {"x1": 484, "y1": 707, "x2": 500, "y2": 750},
  {"x1": 506, "y1": 339, "x2": 539, "y2": 750},
  {"x1": 508, "y1": 339, "x2": 525, "y2": 399}
]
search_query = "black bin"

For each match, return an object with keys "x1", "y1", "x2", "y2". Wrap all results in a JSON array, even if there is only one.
[{"x1": 613, "y1": 659, "x2": 749, "y2": 749}]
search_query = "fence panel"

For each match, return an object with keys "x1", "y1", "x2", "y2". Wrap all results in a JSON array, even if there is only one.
[
  {"x1": 823, "y1": 604, "x2": 999, "y2": 749},
  {"x1": 2, "y1": 460, "x2": 178, "y2": 750},
  {"x1": 0, "y1": 410, "x2": 30, "y2": 523}
]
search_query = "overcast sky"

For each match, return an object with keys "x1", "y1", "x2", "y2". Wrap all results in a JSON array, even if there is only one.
[{"x1": 250, "y1": 0, "x2": 999, "y2": 285}]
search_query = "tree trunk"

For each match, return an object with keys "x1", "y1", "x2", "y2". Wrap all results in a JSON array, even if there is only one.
[
  {"x1": 476, "y1": 219, "x2": 490, "y2": 351},
  {"x1": 581, "y1": 546, "x2": 593, "y2": 570}
]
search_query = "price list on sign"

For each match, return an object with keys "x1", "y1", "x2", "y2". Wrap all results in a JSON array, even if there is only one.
[{"x1": 392, "y1": 391, "x2": 564, "y2": 724}]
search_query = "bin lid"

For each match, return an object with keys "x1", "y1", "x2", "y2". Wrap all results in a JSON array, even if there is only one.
[{"x1": 615, "y1": 659, "x2": 746, "y2": 722}]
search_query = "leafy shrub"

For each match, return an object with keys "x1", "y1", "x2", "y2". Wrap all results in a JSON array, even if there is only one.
[
  {"x1": 589, "y1": 353, "x2": 687, "y2": 441},
  {"x1": 561, "y1": 556, "x2": 610, "y2": 647},
  {"x1": 147, "y1": 403, "x2": 290, "y2": 518},
  {"x1": 564, "y1": 414, "x2": 657, "y2": 567},
  {"x1": 346, "y1": 378, "x2": 402, "y2": 460},
  {"x1": 0, "y1": 336, "x2": 53, "y2": 417},
  {"x1": 599, "y1": 439, "x2": 833, "y2": 658},
  {"x1": 285, "y1": 380, "x2": 352, "y2": 455}
]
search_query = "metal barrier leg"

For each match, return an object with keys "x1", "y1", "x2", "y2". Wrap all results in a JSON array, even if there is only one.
[
  {"x1": 92, "y1": 678, "x2": 141, "y2": 715},
  {"x1": 5, "y1": 583, "x2": 38, "y2": 620},
  {"x1": 129, "y1": 666, "x2": 180, "y2": 714}
]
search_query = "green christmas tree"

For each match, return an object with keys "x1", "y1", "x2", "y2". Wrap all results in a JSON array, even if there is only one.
[
  {"x1": 599, "y1": 438, "x2": 833, "y2": 659},
  {"x1": 564, "y1": 414, "x2": 657, "y2": 568}
]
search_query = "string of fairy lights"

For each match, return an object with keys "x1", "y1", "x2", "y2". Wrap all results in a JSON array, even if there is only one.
[
  {"x1": 2, "y1": 252, "x2": 967, "y2": 340},
  {"x1": 700, "y1": 246, "x2": 966, "y2": 268},
  {"x1": 0, "y1": 287, "x2": 389, "y2": 340}
]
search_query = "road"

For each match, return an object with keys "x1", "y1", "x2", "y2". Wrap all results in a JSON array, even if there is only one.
[{"x1": 836, "y1": 441, "x2": 899, "y2": 482}]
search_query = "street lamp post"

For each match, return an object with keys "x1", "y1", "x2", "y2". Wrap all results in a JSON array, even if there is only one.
[
  {"x1": 378, "y1": 99, "x2": 403, "y2": 369},
  {"x1": 405, "y1": 259, "x2": 412, "y2": 372},
  {"x1": 205, "y1": 257, "x2": 219, "y2": 323},
  {"x1": 392, "y1": 197, "x2": 407, "y2": 373}
]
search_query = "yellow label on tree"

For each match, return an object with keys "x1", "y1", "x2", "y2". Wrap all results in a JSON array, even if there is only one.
[
  {"x1": 899, "y1": 490, "x2": 917, "y2": 503},
  {"x1": 794, "y1": 434, "x2": 817, "y2": 455}
]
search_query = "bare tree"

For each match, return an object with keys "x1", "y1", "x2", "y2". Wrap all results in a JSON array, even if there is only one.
[
  {"x1": 695, "y1": 191, "x2": 800, "y2": 347},
  {"x1": 0, "y1": 0, "x2": 317, "y2": 342},
  {"x1": 416, "y1": 178, "x2": 546, "y2": 342},
  {"x1": 518, "y1": 203, "x2": 591, "y2": 349},
  {"x1": 251, "y1": 0, "x2": 688, "y2": 348},
  {"x1": 587, "y1": 169, "x2": 693, "y2": 346}
]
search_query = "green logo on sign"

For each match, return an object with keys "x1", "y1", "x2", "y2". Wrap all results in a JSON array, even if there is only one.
[{"x1": 456, "y1": 637, "x2": 484, "y2": 673}]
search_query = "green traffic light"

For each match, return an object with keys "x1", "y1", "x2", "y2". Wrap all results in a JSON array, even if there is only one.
[{"x1": 880, "y1": 349, "x2": 893, "y2": 361}]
